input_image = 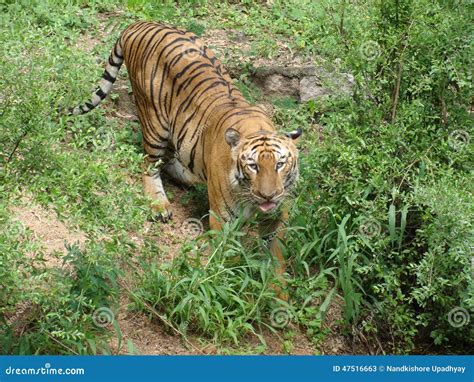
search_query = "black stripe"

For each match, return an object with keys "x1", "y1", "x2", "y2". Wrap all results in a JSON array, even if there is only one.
[
  {"x1": 96, "y1": 88, "x2": 107, "y2": 100},
  {"x1": 102, "y1": 70, "x2": 116, "y2": 83},
  {"x1": 176, "y1": 70, "x2": 207, "y2": 96},
  {"x1": 169, "y1": 62, "x2": 208, "y2": 104},
  {"x1": 138, "y1": 27, "x2": 168, "y2": 87},
  {"x1": 140, "y1": 28, "x2": 166, "y2": 61},
  {"x1": 156, "y1": 61, "x2": 170, "y2": 130},
  {"x1": 114, "y1": 44, "x2": 123, "y2": 59},
  {"x1": 108, "y1": 56, "x2": 120, "y2": 67},
  {"x1": 125, "y1": 24, "x2": 157, "y2": 67},
  {"x1": 176, "y1": 128, "x2": 188, "y2": 151},
  {"x1": 174, "y1": 60, "x2": 203, "y2": 80},
  {"x1": 129, "y1": 24, "x2": 161, "y2": 73},
  {"x1": 171, "y1": 80, "x2": 225, "y2": 134},
  {"x1": 181, "y1": 80, "x2": 227, "y2": 114},
  {"x1": 141, "y1": 29, "x2": 183, "y2": 73},
  {"x1": 143, "y1": 136, "x2": 167, "y2": 150},
  {"x1": 249, "y1": 142, "x2": 267, "y2": 151},
  {"x1": 143, "y1": 123, "x2": 168, "y2": 142},
  {"x1": 189, "y1": 91, "x2": 229, "y2": 141},
  {"x1": 212, "y1": 108, "x2": 245, "y2": 140},
  {"x1": 155, "y1": 40, "x2": 190, "y2": 126},
  {"x1": 146, "y1": 154, "x2": 162, "y2": 161},
  {"x1": 85, "y1": 102, "x2": 95, "y2": 110},
  {"x1": 149, "y1": 57, "x2": 168, "y2": 135},
  {"x1": 188, "y1": 142, "x2": 197, "y2": 173},
  {"x1": 215, "y1": 109, "x2": 260, "y2": 131}
]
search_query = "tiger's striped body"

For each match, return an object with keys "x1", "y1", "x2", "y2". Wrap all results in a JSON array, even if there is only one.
[{"x1": 71, "y1": 21, "x2": 301, "y2": 298}]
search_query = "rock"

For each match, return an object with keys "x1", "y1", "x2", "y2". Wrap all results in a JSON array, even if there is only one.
[
  {"x1": 249, "y1": 65, "x2": 354, "y2": 102},
  {"x1": 260, "y1": 74, "x2": 299, "y2": 98},
  {"x1": 299, "y1": 76, "x2": 330, "y2": 102}
]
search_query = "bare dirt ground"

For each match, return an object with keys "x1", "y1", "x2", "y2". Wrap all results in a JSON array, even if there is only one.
[
  {"x1": 10, "y1": 197, "x2": 87, "y2": 268},
  {"x1": 8, "y1": 15, "x2": 359, "y2": 355}
]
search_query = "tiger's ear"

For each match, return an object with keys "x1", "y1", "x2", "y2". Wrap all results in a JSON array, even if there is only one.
[
  {"x1": 285, "y1": 128, "x2": 302, "y2": 142},
  {"x1": 225, "y1": 128, "x2": 240, "y2": 147}
]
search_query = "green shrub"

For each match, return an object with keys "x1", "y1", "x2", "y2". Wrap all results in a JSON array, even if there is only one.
[{"x1": 280, "y1": 0, "x2": 473, "y2": 353}]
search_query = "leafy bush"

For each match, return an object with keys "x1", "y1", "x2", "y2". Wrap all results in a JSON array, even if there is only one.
[
  {"x1": 133, "y1": 217, "x2": 286, "y2": 345},
  {"x1": 279, "y1": 0, "x2": 473, "y2": 352}
]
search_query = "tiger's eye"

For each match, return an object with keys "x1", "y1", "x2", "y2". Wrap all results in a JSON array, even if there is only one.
[{"x1": 248, "y1": 163, "x2": 258, "y2": 171}]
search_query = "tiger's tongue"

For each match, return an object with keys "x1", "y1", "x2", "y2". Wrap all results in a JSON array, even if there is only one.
[{"x1": 259, "y1": 201, "x2": 277, "y2": 212}]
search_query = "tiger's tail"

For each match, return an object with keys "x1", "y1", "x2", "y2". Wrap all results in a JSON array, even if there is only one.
[{"x1": 68, "y1": 38, "x2": 124, "y2": 116}]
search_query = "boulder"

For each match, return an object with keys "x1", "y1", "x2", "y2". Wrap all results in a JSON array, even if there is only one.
[{"x1": 249, "y1": 65, "x2": 354, "y2": 102}]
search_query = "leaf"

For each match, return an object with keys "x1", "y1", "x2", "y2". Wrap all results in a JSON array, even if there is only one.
[
  {"x1": 319, "y1": 287, "x2": 336, "y2": 315},
  {"x1": 388, "y1": 204, "x2": 397, "y2": 243},
  {"x1": 398, "y1": 205, "x2": 409, "y2": 249},
  {"x1": 86, "y1": 338, "x2": 97, "y2": 355},
  {"x1": 126, "y1": 339, "x2": 138, "y2": 355}
]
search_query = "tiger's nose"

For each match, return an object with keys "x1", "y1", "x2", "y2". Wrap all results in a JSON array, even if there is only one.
[{"x1": 255, "y1": 189, "x2": 280, "y2": 201}]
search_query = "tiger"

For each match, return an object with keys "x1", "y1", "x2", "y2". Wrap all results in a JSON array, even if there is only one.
[{"x1": 69, "y1": 21, "x2": 302, "y2": 298}]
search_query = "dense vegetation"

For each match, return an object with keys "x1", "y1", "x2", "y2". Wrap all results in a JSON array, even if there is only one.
[{"x1": 1, "y1": 0, "x2": 472, "y2": 354}]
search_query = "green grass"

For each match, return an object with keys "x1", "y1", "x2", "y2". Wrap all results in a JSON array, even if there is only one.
[{"x1": 1, "y1": 0, "x2": 473, "y2": 355}]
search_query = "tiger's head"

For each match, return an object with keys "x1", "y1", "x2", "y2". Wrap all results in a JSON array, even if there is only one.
[{"x1": 225, "y1": 127, "x2": 302, "y2": 213}]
